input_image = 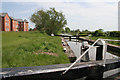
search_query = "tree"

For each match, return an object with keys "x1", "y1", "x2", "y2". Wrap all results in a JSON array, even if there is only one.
[
  {"x1": 30, "y1": 8, "x2": 67, "y2": 35},
  {"x1": 109, "y1": 31, "x2": 120, "y2": 37},
  {"x1": 65, "y1": 27, "x2": 70, "y2": 33},
  {"x1": 29, "y1": 28, "x2": 33, "y2": 31},
  {"x1": 105, "y1": 31, "x2": 110, "y2": 37},
  {"x1": 80, "y1": 29, "x2": 91, "y2": 36},
  {"x1": 70, "y1": 30, "x2": 75, "y2": 35},
  {"x1": 61, "y1": 28, "x2": 65, "y2": 33},
  {"x1": 75, "y1": 29, "x2": 80, "y2": 35},
  {"x1": 92, "y1": 29, "x2": 105, "y2": 36}
]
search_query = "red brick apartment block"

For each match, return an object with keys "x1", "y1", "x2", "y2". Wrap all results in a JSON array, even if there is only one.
[
  {"x1": 24, "y1": 19, "x2": 29, "y2": 31},
  {"x1": 0, "y1": 13, "x2": 29, "y2": 31},
  {"x1": 17, "y1": 19, "x2": 29, "y2": 31},
  {"x1": 10, "y1": 17, "x2": 19, "y2": 31},
  {"x1": 0, "y1": 13, "x2": 11, "y2": 31}
]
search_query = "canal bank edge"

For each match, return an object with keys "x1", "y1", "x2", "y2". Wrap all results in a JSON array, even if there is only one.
[{"x1": 61, "y1": 37, "x2": 76, "y2": 62}]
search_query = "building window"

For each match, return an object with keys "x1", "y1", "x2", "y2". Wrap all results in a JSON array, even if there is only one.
[
  {"x1": 6, "y1": 23, "x2": 9, "y2": 26},
  {"x1": 6, "y1": 17, "x2": 8, "y2": 21},
  {"x1": 6, "y1": 23, "x2": 7, "y2": 26},
  {"x1": 5, "y1": 23, "x2": 7, "y2": 26},
  {"x1": 6, "y1": 28, "x2": 9, "y2": 31}
]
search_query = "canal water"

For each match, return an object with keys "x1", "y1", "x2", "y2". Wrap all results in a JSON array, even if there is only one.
[{"x1": 65, "y1": 39, "x2": 120, "y2": 79}]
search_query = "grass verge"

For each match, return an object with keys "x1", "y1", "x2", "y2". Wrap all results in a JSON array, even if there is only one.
[
  {"x1": 2, "y1": 31, "x2": 70, "y2": 68},
  {"x1": 85, "y1": 36, "x2": 120, "y2": 46}
]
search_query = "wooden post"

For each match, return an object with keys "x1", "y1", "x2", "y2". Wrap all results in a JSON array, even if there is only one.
[
  {"x1": 76, "y1": 36, "x2": 77, "y2": 45},
  {"x1": 69, "y1": 36, "x2": 71, "y2": 41},
  {"x1": 78, "y1": 35, "x2": 79, "y2": 40}
]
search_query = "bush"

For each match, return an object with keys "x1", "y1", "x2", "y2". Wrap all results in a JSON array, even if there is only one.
[{"x1": 109, "y1": 31, "x2": 120, "y2": 37}]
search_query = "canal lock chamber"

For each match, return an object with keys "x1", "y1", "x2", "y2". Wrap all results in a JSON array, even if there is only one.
[
  {"x1": 64, "y1": 38, "x2": 119, "y2": 63},
  {"x1": 63, "y1": 38, "x2": 120, "y2": 79}
]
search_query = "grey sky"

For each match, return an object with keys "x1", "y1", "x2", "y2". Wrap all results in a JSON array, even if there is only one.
[{"x1": 1, "y1": 0, "x2": 119, "y2": 31}]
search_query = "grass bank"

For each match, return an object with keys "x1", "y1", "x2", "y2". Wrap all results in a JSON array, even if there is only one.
[
  {"x1": 85, "y1": 36, "x2": 120, "y2": 46},
  {"x1": 2, "y1": 31, "x2": 70, "y2": 68}
]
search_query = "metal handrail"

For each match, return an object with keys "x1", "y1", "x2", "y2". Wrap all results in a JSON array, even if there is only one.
[
  {"x1": 62, "y1": 39, "x2": 100, "y2": 74},
  {"x1": 62, "y1": 38, "x2": 120, "y2": 75}
]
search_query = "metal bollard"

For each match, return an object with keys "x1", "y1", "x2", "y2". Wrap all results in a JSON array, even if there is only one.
[{"x1": 69, "y1": 36, "x2": 71, "y2": 41}]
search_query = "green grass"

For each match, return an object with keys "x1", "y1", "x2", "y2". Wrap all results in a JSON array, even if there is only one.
[
  {"x1": 2, "y1": 31, "x2": 70, "y2": 68},
  {"x1": 85, "y1": 36, "x2": 120, "y2": 46}
]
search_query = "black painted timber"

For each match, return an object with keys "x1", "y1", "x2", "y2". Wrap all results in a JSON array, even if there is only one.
[
  {"x1": 96, "y1": 45, "x2": 103, "y2": 60},
  {"x1": 1, "y1": 58, "x2": 120, "y2": 80}
]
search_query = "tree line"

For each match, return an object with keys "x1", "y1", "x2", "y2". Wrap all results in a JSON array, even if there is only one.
[
  {"x1": 61, "y1": 27, "x2": 120, "y2": 37},
  {"x1": 30, "y1": 8, "x2": 119, "y2": 37}
]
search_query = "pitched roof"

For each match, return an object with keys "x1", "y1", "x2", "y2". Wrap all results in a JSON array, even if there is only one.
[
  {"x1": 10, "y1": 16, "x2": 15, "y2": 20},
  {"x1": 10, "y1": 16, "x2": 18, "y2": 21},
  {"x1": 0, "y1": 13, "x2": 29, "y2": 23},
  {"x1": 24, "y1": 19, "x2": 29, "y2": 23},
  {"x1": 0, "y1": 13, "x2": 8, "y2": 17},
  {"x1": 16, "y1": 19, "x2": 24, "y2": 22}
]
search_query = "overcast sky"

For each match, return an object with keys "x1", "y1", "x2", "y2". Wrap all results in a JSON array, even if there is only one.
[{"x1": 1, "y1": 0, "x2": 119, "y2": 31}]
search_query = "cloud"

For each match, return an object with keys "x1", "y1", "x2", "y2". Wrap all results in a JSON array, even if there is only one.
[
  {"x1": 2, "y1": 2, "x2": 118, "y2": 31},
  {"x1": 1, "y1": 0, "x2": 119, "y2": 2},
  {"x1": 118, "y1": 1, "x2": 120, "y2": 31},
  {"x1": 31, "y1": 2, "x2": 118, "y2": 31}
]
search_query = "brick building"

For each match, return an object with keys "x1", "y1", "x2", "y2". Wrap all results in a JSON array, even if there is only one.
[
  {"x1": 17, "y1": 19, "x2": 29, "y2": 31},
  {"x1": 0, "y1": 13, "x2": 11, "y2": 31},
  {"x1": 10, "y1": 16, "x2": 19, "y2": 31},
  {"x1": 24, "y1": 19, "x2": 29, "y2": 31},
  {"x1": 0, "y1": 13, "x2": 29, "y2": 31}
]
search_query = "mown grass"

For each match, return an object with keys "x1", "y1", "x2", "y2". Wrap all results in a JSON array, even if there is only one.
[
  {"x1": 2, "y1": 31, "x2": 70, "y2": 68},
  {"x1": 85, "y1": 36, "x2": 120, "y2": 46}
]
